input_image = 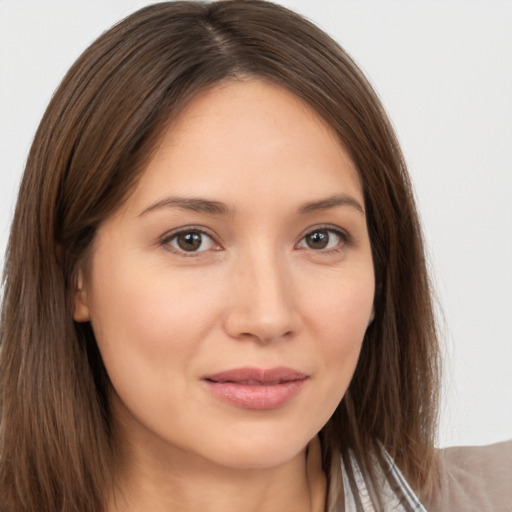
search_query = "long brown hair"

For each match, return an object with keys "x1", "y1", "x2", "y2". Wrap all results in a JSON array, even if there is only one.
[{"x1": 0, "y1": 2, "x2": 440, "y2": 510}]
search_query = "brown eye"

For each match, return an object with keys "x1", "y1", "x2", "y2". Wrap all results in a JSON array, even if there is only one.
[
  {"x1": 305, "y1": 229, "x2": 329, "y2": 249},
  {"x1": 167, "y1": 230, "x2": 216, "y2": 253},
  {"x1": 176, "y1": 232, "x2": 202, "y2": 251},
  {"x1": 298, "y1": 228, "x2": 345, "y2": 251}
]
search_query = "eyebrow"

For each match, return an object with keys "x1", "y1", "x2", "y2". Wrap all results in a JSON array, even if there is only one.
[
  {"x1": 139, "y1": 193, "x2": 365, "y2": 217},
  {"x1": 298, "y1": 194, "x2": 365, "y2": 215},
  {"x1": 139, "y1": 197, "x2": 234, "y2": 217}
]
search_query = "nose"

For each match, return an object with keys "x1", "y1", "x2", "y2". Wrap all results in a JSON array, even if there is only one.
[{"x1": 223, "y1": 248, "x2": 298, "y2": 344}]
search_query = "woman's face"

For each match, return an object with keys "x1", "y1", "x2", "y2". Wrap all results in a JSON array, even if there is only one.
[{"x1": 74, "y1": 79, "x2": 375, "y2": 470}]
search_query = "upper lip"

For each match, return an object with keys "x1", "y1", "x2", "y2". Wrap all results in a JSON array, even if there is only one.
[{"x1": 202, "y1": 366, "x2": 308, "y2": 385}]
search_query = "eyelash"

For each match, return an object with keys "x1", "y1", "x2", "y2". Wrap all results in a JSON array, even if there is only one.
[
  {"x1": 161, "y1": 227, "x2": 220, "y2": 257},
  {"x1": 160, "y1": 225, "x2": 351, "y2": 257},
  {"x1": 295, "y1": 226, "x2": 351, "y2": 253}
]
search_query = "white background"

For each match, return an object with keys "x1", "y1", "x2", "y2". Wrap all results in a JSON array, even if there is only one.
[{"x1": 0, "y1": 0, "x2": 510, "y2": 448}]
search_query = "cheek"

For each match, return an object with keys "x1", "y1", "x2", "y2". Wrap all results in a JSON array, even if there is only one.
[
  {"x1": 85, "y1": 254, "x2": 223, "y2": 389},
  {"x1": 307, "y1": 265, "x2": 374, "y2": 342},
  {"x1": 303, "y1": 266, "x2": 374, "y2": 397},
  {"x1": 85, "y1": 262, "x2": 228, "y2": 445}
]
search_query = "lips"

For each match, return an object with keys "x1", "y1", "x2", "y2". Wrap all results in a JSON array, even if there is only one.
[{"x1": 202, "y1": 366, "x2": 309, "y2": 410}]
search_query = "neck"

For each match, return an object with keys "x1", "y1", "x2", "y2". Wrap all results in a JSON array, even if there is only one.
[{"x1": 109, "y1": 444, "x2": 319, "y2": 512}]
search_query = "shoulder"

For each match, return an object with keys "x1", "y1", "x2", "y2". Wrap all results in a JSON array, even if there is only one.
[{"x1": 423, "y1": 440, "x2": 512, "y2": 511}]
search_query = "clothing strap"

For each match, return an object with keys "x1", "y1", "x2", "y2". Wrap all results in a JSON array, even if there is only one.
[{"x1": 339, "y1": 448, "x2": 427, "y2": 512}]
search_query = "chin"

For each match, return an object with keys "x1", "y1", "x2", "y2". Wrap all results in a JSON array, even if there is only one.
[
  {"x1": 196, "y1": 430, "x2": 314, "y2": 471},
  {"x1": 212, "y1": 449, "x2": 305, "y2": 471}
]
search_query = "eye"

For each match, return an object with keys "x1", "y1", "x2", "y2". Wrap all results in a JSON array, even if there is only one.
[
  {"x1": 297, "y1": 228, "x2": 346, "y2": 251},
  {"x1": 164, "y1": 229, "x2": 217, "y2": 254}
]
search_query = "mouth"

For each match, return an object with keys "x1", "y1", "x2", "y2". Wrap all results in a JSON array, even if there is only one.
[{"x1": 202, "y1": 367, "x2": 309, "y2": 410}]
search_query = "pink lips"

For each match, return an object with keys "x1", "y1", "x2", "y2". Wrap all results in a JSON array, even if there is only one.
[{"x1": 202, "y1": 366, "x2": 308, "y2": 410}]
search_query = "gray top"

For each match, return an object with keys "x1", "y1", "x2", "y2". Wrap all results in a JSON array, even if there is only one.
[
  {"x1": 423, "y1": 440, "x2": 512, "y2": 512},
  {"x1": 327, "y1": 440, "x2": 512, "y2": 511}
]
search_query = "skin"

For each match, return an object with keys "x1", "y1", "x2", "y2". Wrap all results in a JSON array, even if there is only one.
[{"x1": 74, "y1": 78, "x2": 375, "y2": 512}]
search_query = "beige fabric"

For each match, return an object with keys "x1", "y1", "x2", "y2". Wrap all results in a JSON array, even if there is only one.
[{"x1": 423, "y1": 440, "x2": 512, "y2": 512}]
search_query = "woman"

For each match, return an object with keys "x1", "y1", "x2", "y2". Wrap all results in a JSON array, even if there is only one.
[{"x1": 0, "y1": 2, "x2": 509, "y2": 511}]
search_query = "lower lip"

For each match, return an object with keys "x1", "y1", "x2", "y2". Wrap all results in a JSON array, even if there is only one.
[{"x1": 203, "y1": 379, "x2": 307, "y2": 410}]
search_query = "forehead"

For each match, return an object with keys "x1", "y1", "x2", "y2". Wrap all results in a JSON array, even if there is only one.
[{"x1": 126, "y1": 78, "x2": 363, "y2": 214}]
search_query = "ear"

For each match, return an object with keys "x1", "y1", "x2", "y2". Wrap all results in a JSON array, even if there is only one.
[
  {"x1": 368, "y1": 307, "x2": 375, "y2": 326},
  {"x1": 73, "y1": 268, "x2": 91, "y2": 322}
]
